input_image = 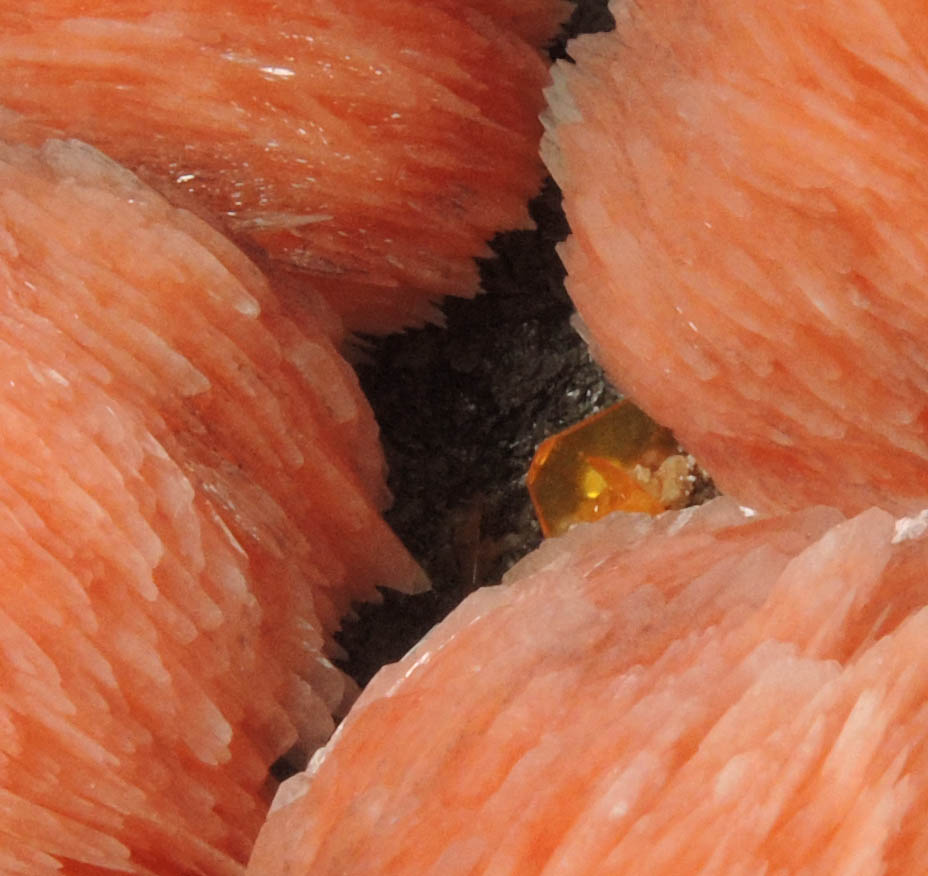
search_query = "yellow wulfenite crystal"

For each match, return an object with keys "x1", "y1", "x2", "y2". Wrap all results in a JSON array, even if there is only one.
[{"x1": 527, "y1": 401, "x2": 693, "y2": 537}]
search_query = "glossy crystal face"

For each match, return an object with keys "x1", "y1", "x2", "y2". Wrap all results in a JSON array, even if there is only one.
[{"x1": 527, "y1": 400, "x2": 690, "y2": 536}]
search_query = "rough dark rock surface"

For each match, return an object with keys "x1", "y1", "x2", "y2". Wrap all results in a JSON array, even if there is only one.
[{"x1": 336, "y1": 0, "x2": 622, "y2": 687}]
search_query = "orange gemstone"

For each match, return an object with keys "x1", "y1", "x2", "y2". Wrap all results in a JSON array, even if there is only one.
[{"x1": 527, "y1": 401, "x2": 687, "y2": 537}]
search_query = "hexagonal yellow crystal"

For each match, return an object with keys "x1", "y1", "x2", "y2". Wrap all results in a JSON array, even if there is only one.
[{"x1": 527, "y1": 401, "x2": 686, "y2": 537}]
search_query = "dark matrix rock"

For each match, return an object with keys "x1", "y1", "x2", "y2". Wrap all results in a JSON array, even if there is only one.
[{"x1": 337, "y1": 0, "x2": 621, "y2": 687}]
